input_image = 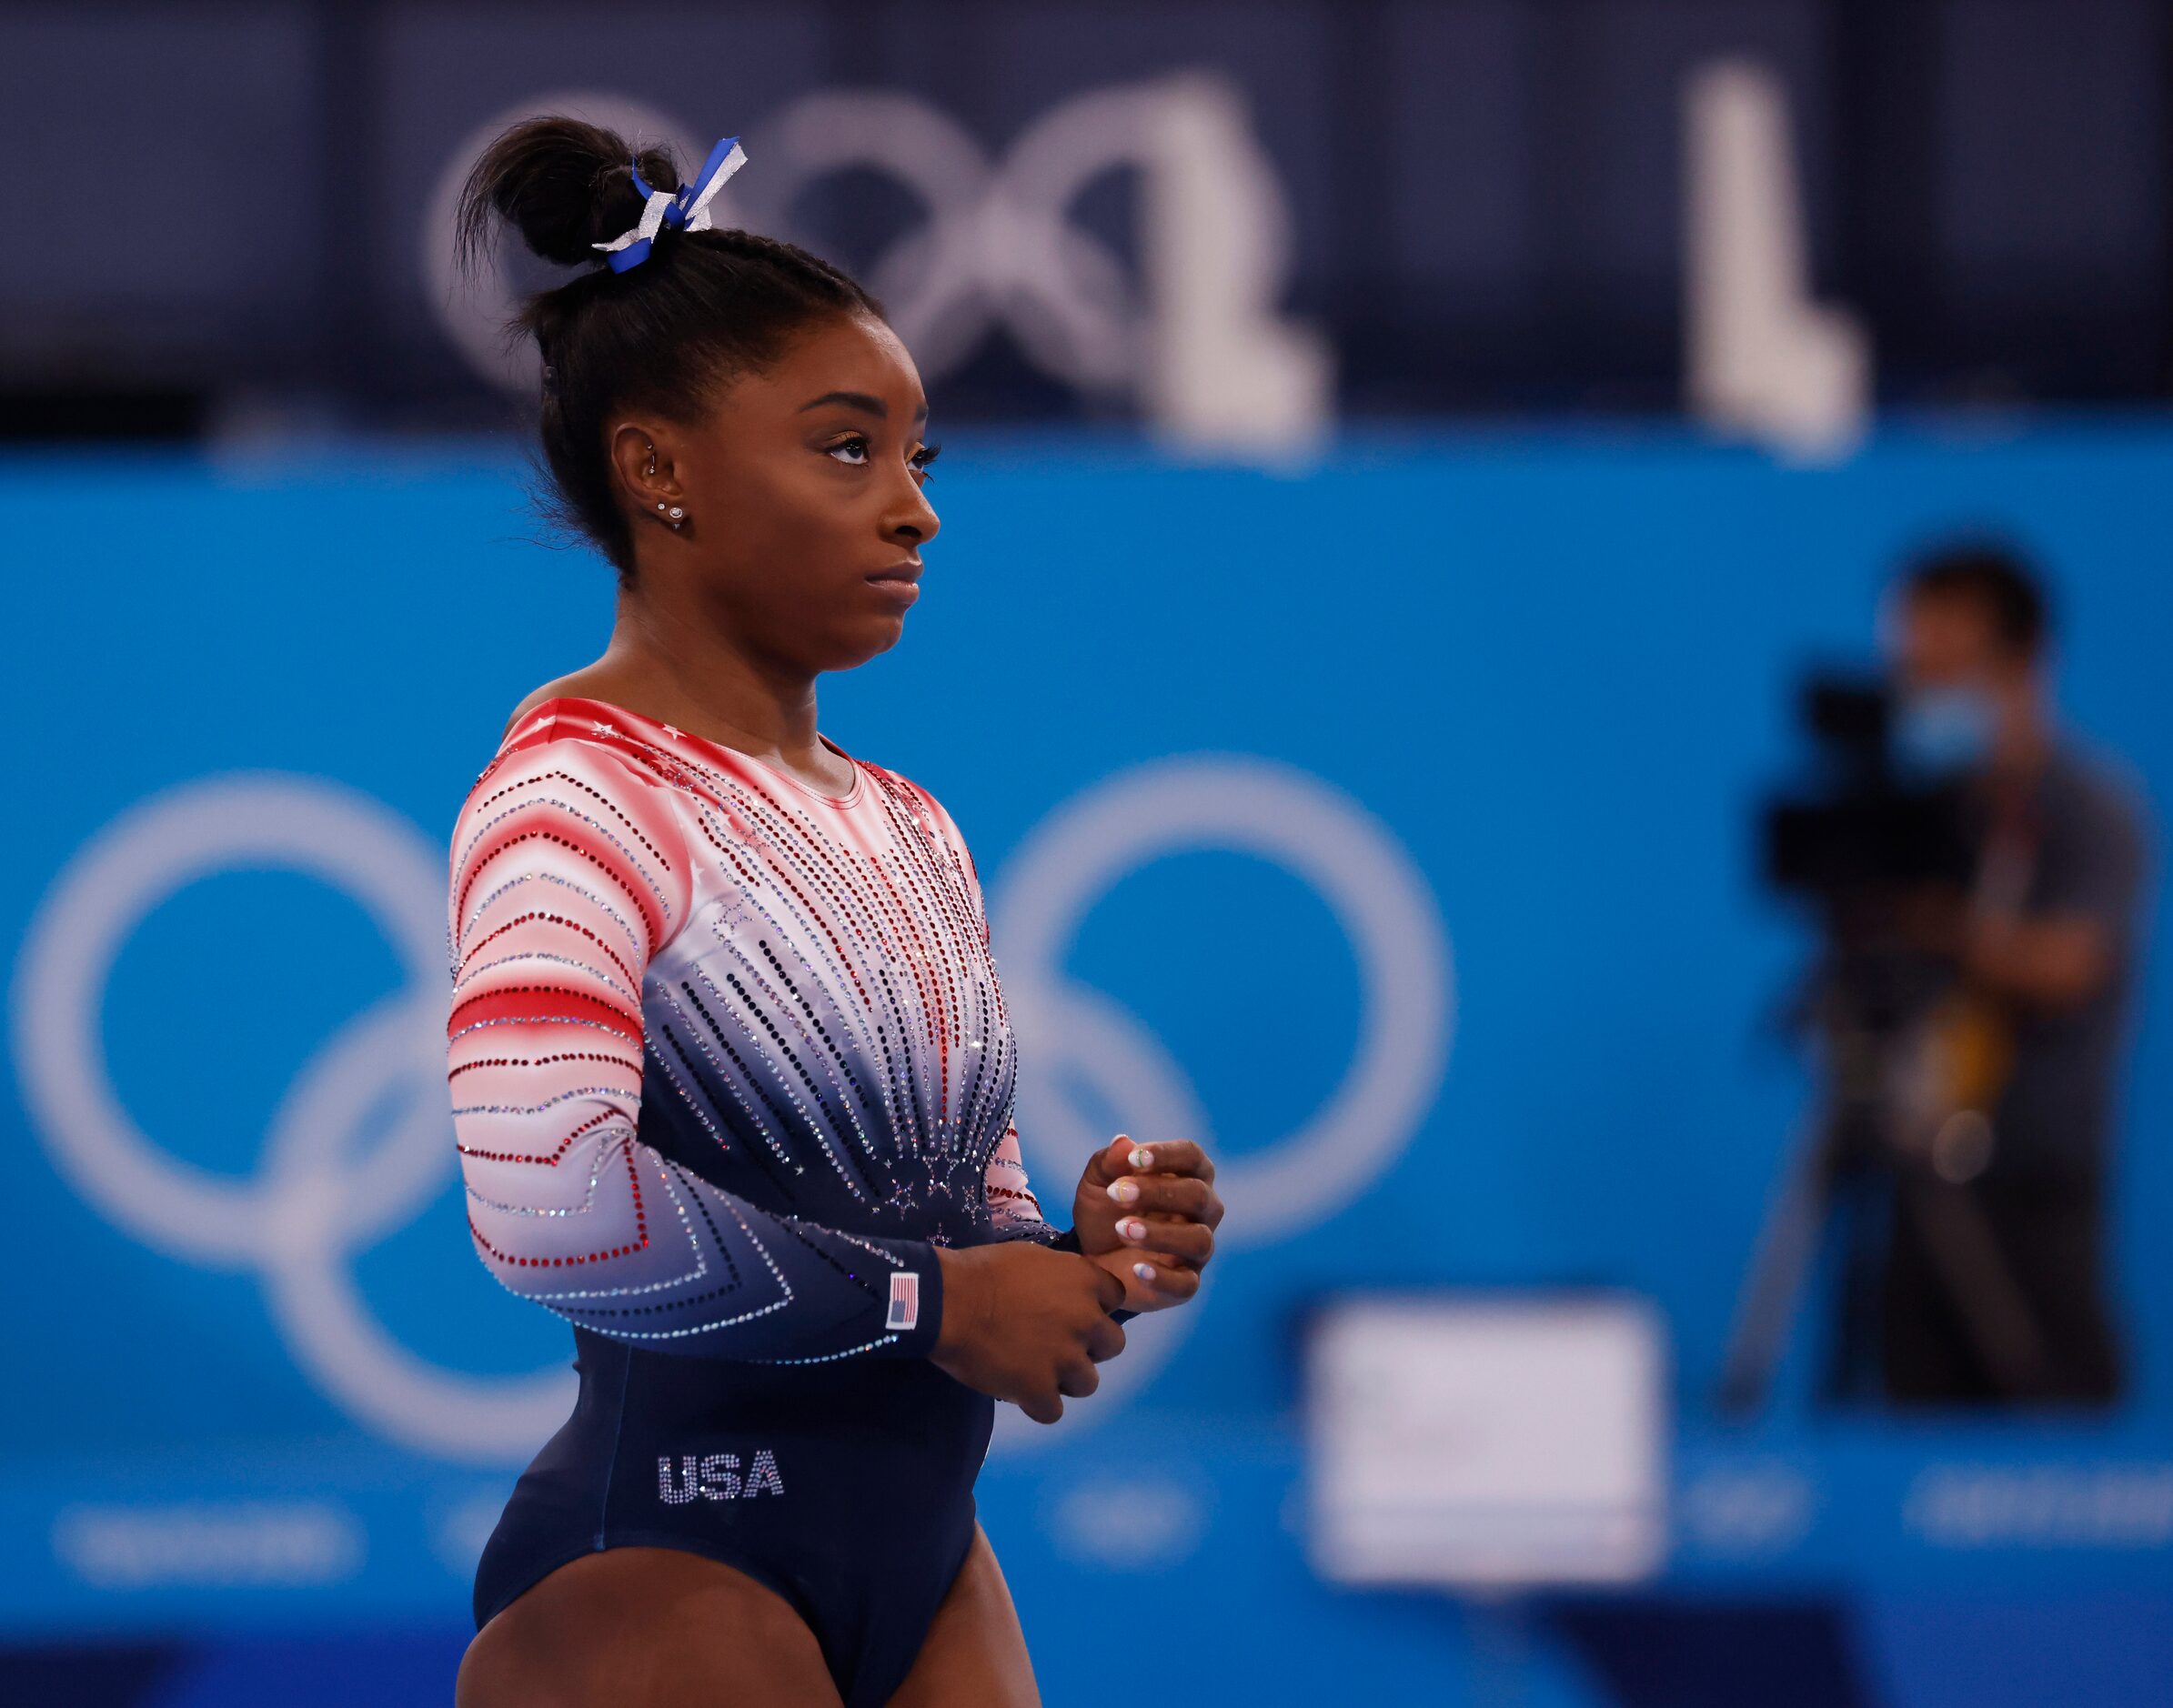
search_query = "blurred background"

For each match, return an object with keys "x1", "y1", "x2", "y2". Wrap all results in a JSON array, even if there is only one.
[{"x1": 5, "y1": 2, "x2": 2172, "y2": 1703}]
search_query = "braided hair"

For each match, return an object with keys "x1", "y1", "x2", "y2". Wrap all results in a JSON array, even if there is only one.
[{"x1": 454, "y1": 116, "x2": 886, "y2": 586}]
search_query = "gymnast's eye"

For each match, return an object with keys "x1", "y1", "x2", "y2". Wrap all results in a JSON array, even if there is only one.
[
  {"x1": 825, "y1": 434, "x2": 871, "y2": 467},
  {"x1": 910, "y1": 443, "x2": 941, "y2": 481}
]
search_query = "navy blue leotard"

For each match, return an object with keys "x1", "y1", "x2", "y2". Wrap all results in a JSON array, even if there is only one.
[{"x1": 445, "y1": 698, "x2": 1078, "y2": 1704}]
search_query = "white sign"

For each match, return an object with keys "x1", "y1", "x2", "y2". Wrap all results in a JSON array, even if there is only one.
[{"x1": 1307, "y1": 1294, "x2": 1667, "y2": 1588}]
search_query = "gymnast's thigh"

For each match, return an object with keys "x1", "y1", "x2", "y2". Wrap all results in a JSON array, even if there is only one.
[
  {"x1": 884, "y1": 1523, "x2": 1040, "y2": 1708},
  {"x1": 456, "y1": 1543, "x2": 844, "y2": 1708}
]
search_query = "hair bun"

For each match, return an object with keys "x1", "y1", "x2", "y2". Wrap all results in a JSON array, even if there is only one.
[
  {"x1": 456, "y1": 116, "x2": 681, "y2": 271},
  {"x1": 449, "y1": 115, "x2": 883, "y2": 587}
]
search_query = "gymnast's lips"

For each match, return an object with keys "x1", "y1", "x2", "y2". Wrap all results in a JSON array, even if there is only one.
[{"x1": 866, "y1": 561, "x2": 922, "y2": 604}]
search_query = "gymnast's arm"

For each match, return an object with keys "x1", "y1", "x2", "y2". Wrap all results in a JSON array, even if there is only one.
[{"x1": 445, "y1": 736, "x2": 946, "y2": 1362}]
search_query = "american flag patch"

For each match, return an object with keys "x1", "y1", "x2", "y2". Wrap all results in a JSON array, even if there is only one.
[{"x1": 886, "y1": 1271, "x2": 921, "y2": 1331}]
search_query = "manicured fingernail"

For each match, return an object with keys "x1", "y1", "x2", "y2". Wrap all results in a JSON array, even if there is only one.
[
  {"x1": 1132, "y1": 1261, "x2": 1157, "y2": 1283},
  {"x1": 1118, "y1": 1217, "x2": 1147, "y2": 1242},
  {"x1": 1128, "y1": 1145, "x2": 1154, "y2": 1170},
  {"x1": 1106, "y1": 1178, "x2": 1141, "y2": 1204}
]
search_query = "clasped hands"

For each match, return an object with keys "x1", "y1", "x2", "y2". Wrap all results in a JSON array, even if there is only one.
[
  {"x1": 930, "y1": 1133, "x2": 1224, "y2": 1423},
  {"x1": 1070, "y1": 1132, "x2": 1223, "y2": 1312}
]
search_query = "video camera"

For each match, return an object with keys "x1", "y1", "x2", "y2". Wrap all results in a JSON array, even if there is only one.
[
  {"x1": 1758, "y1": 671, "x2": 1985, "y2": 1045},
  {"x1": 1762, "y1": 671, "x2": 1978, "y2": 903}
]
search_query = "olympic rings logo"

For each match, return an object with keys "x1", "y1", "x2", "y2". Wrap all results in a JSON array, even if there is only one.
[
  {"x1": 10, "y1": 775, "x2": 574, "y2": 1466},
  {"x1": 13, "y1": 759, "x2": 1450, "y2": 1464},
  {"x1": 422, "y1": 80, "x2": 1330, "y2": 451}
]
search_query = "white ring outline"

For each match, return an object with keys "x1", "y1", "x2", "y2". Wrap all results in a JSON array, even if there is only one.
[{"x1": 991, "y1": 753, "x2": 1454, "y2": 1246}]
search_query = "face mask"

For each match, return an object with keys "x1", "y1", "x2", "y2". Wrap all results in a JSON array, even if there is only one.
[{"x1": 1894, "y1": 683, "x2": 1998, "y2": 779}]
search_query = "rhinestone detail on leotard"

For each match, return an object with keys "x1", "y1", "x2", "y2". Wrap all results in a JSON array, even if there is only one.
[{"x1": 445, "y1": 697, "x2": 1061, "y2": 1363}]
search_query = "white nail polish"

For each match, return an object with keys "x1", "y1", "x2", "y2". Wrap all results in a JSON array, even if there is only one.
[
  {"x1": 1132, "y1": 1261, "x2": 1157, "y2": 1283},
  {"x1": 1128, "y1": 1146, "x2": 1153, "y2": 1170},
  {"x1": 1105, "y1": 1179, "x2": 1139, "y2": 1204},
  {"x1": 1119, "y1": 1217, "x2": 1146, "y2": 1242}
]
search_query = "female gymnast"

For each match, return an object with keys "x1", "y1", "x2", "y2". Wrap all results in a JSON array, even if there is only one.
[{"x1": 444, "y1": 118, "x2": 1224, "y2": 1707}]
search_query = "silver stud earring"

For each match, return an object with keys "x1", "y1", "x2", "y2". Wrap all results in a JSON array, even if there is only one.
[{"x1": 646, "y1": 447, "x2": 657, "y2": 476}]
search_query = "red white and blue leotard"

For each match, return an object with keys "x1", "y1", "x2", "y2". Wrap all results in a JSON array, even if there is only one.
[{"x1": 445, "y1": 697, "x2": 1070, "y2": 1702}]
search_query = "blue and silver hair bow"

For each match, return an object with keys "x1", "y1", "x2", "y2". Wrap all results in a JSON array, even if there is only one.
[{"x1": 592, "y1": 134, "x2": 748, "y2": 274}]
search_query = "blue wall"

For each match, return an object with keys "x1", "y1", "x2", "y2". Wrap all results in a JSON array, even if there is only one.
[{"x1": 5, "y1": 423, "x2": 2170, "y2": 1703}]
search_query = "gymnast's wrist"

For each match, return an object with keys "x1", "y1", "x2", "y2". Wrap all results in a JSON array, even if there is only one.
[
  {"x1": 1042, "y1": 1226, "x2": 1132, "y2": 1318},
  {"x1": 884, "y1": 1240, "x2": 945, "y2": 1358}
]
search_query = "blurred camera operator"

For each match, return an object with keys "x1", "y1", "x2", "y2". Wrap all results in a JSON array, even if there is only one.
[{"x1": 1868, "y1": 543, "x2": 2154, "y2": 1405}]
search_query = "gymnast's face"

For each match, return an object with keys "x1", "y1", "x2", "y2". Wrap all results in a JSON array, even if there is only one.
[{"x1": 617, "y1": 311, "x2": 941, "y2": 674}]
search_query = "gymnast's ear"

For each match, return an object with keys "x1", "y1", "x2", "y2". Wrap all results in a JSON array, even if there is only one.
[{"x1": 609, "y1": 420, "x2": 688, "y2": 527}]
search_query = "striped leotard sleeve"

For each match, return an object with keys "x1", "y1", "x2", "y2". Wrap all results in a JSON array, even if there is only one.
[{"x1": 445, "y1": 735, "x2": 945, "y2": 1361}]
